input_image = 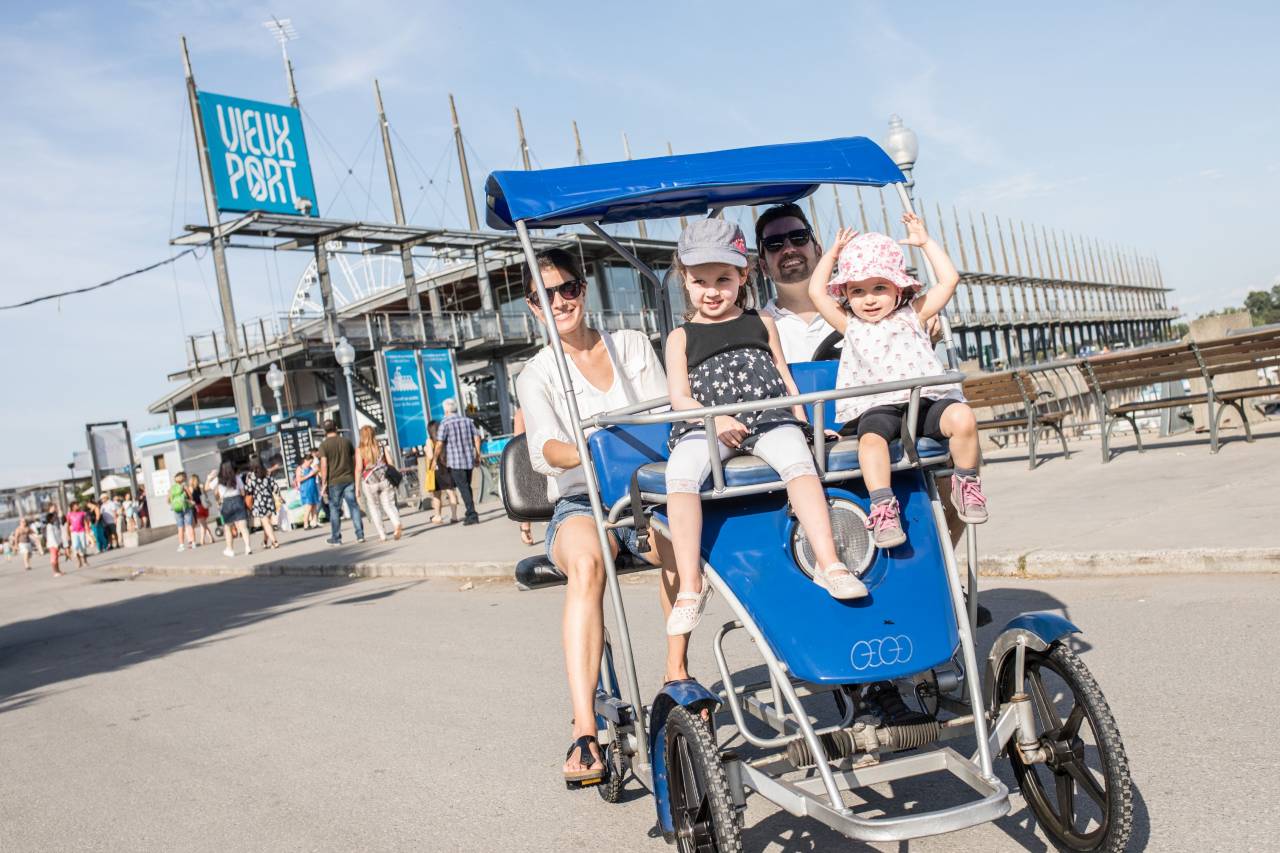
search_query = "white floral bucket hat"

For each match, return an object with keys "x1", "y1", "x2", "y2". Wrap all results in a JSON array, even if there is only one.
[{"x1": 827, "y1": 232, "x2": 923, "y2": 300}]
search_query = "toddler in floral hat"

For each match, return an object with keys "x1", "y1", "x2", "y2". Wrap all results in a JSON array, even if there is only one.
[{"x1": 807, "y1": 213, "x2": 987, "y2": 548}]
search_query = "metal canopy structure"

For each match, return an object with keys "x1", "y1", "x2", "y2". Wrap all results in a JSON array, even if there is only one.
[
  {"x1": 485, "y1": 136, "x2": 904, "y2": 229},
  {"x1": 172, "y1": 209, "x2": 540, "y2": 257}
]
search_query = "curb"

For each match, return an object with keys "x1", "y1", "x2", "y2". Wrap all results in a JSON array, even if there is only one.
[
  {"x1": 104, "y1": 547, "x2": 1280, "y2": 583},
  {"x1": 960, "y1": 547, "x2": 1280, "y2": 578}
]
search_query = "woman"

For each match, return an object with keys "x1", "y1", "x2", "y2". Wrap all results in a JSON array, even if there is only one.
[
  {"x1": 424, "y1": 422, "x2": 460, "y2": 524},
  {"x1": 515, "y1": 248, "x2": 689, "y2": 785},
  {"x1": 295, "y1": 451, "x2": 321, "y2": 529},
  {"x1": 206, "y1": 462, "x2": 252, "y2": 557},
  {"x1": 44, "y1": 505, "x2": 64, "y2": 576},
  {"x1": 355, "y1": 426, "x2": 403, "y2": 541},
  {"x1": 86, "y1": 498, "x2": 107, "y2": 554},
  {"x1": 243, "y1": 455, "x2": 281, "y2": 549},
  {"x1": 189, "y1": 480, "x2": 215, "y2": 545}
]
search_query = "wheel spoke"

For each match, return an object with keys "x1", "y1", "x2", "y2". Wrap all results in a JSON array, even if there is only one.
[
  {"x1": 1064, "y1": 759, "x2": 1107, "y2": 809},
  {"x1": 1028, "y1": 670, "x2": 1063, "y2": 732},
  {"x1": 1054, "y1": 772, "x2": 1075, "y2": 830},
  {"x1": 1060, "y1": 702, "x2": 1086, "y2": 740}
]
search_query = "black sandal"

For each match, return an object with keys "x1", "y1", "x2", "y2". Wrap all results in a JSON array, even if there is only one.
[{"x1": 563, "y1": 734, "x2": 605, "y2": 785}]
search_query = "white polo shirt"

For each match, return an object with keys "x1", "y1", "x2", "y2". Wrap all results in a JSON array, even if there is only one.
[{"x1": 759, "y1": 298, "x2": 837, "y2": 363}]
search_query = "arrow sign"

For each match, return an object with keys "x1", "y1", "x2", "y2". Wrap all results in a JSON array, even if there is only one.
[
  {"x1": 428, "y1": 367, "x2": 449, "y2": 390},
  {"x1": 420, "y1": 348, "x2": 458, "y2": 422}
]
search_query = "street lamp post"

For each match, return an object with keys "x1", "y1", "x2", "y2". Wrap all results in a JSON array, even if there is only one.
[
  {"x1": 334, "y1": 337, "x2": 359, "y2": 436},
  {"x1": 883, "y1": 114, "x2": 920, "y2": 198},
  {"x1": 265, "y1": 362, "x2": 286, "y2": 422}
]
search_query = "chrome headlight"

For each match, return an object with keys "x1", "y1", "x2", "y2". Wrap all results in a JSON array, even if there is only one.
[{"x1": 791, "y1": 498, "x2": 874, "y2": 579}]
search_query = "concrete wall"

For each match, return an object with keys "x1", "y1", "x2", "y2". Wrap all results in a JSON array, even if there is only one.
[{"x1": 1188, "y1": 310, "x2": 1254, "y2": 430}]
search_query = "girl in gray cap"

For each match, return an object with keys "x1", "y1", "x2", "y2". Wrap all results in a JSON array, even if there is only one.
[{"x1": 663, "y1": 220, "x2": 868, "y2": 636}]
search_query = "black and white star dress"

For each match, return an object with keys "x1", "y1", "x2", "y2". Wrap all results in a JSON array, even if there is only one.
[{"x1": 669, "y1": 310, "x2": 802, "y2": 451}]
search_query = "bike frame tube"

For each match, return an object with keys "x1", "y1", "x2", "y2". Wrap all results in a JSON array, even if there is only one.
[
  {"x1": 514, "y1": 219, "x2": 651, "y2": 766},
  {"x1": 925, "y1": 474, "x2": 996, "y2": 780}
]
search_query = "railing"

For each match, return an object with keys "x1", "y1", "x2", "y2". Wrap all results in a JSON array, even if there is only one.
[
  {"x1": 184, "y1": 309, "x2": 660, "y2": 369},
  {"x1": 948, "y1": 307, "x2": 1180, "y2": 327}
]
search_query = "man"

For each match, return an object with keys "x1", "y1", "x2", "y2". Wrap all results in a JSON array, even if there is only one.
[
  {"x1": 318, "y1": 420, "x2": 364, "y2": 545},
  {"x1": 755, "y1": 203, "x2": 840, "y2": 363},
  {"x1": 433, "y1": 399, "x2": 481, "y2": 525},
  {"x1": 100, "y1": 494, "x2": 120, "y2": 549}
]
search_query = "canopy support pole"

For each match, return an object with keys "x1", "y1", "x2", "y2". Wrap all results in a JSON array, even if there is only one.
[
  {"x1": 515, "y1": 220, "x2": 651, "y2": 772},
  {"x1": 584, "y1": 222, "x2": 671, "y2": 337}
]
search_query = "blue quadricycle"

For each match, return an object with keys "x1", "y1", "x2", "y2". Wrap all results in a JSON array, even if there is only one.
[{"x1": 491, "y1": 138, "x2": 1131, "y2": 851}]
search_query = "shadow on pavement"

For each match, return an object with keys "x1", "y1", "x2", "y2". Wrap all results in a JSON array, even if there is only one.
[{"x1": 0, "y1": 574, "x2": 353, "y2": 714}]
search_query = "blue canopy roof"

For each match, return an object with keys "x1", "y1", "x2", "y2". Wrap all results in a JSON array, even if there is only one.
[{"x1": 485, "y1": 136, "x2": 904, "y2": 230}]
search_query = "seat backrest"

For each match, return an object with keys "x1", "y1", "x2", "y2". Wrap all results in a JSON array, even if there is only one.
[
  {"x1": 587, "y1": 423, "x2": 671, "y2": 509},
  {"x1": 1195, "y1": 328, "x2": 1280, "y2": 378},
  {"x1": 500, "y1": 434, "x2": 555, "y2": 522},
  {"x1": 789, "y1": 361, "x2": 842, "y2": 430},
  {"x1": 962, "y1": 371, "x2": 1026, "y2": 409},
  {"x1": 1084, "y1": 343, "x2": 1202, "y2": 392}
]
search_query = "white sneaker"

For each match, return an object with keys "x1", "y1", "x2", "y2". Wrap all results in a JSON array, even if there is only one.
[
  {"x1": 813, "y1": 562, "x2": 869, "y2": 600},
  {"x1": 244, "y1": 547, "x2": 253, "y2": 556},
  {"x1": 177, "y1": 544, "x2": 185, "y2": 552},
  {"x1": 665, "y1": 582, "x2": 714, "y2": 636},
  {"x1": 222, "y1": 548, "x2": 235, "y2": 557}
]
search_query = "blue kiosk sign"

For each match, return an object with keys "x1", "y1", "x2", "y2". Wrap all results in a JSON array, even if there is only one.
[
  {"x1": 383, "y1": 349, "x2": 459, "y2": 449},
  {"x1": 197, "y1": 91, "x2": 320, "y2": 216}
]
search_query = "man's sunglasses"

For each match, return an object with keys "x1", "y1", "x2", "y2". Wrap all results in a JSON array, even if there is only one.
[
  {"x1": 526, "y1": 279, "x2": 586, "y2": 303},
  {"x1": 760, "y1": 228, "x2": 813, "y2": 253}
]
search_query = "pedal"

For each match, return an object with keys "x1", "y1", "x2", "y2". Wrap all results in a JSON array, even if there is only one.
[{"x1": 565, "y1": 777, "x2": 604, "y2": 790}]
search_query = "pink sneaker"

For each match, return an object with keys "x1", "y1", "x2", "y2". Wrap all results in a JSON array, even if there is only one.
[
  {"x1": 950, "y1": 475, "x2": 989, "y2": 524},
  {"x1": 865, "y1": 499, "x2": 906, "y2": 549}
]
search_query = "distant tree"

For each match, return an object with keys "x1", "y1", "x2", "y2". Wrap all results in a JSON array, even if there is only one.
[{"x1": 1244, "y1": 284, "x2": 1280, "y2": 326}]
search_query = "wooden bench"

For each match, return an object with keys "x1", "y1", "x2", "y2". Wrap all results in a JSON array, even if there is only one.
[
  {"x1": 963, "y1": 370, "x2": 1070, "y2": 469},
  {"x1": 1081, "y1": 329, "x2": 1280, "y2": 461},
  {"x1": 1080, "y1": 342, "x2": 1206, "y2": 461},
  {"x1": 1193, "y1": 327, "x2": 1280, "y2": 445}
]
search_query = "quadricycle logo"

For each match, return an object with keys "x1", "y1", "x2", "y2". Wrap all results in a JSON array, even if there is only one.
[{"x1": 850, "y1": 635, "x2": 913, "y2": 670}]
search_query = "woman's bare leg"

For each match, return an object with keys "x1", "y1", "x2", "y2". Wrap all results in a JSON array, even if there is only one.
[
  {"x1": 647, "y1": 531, "x2": 691, "y2": 682},
  {"x1": 236, "y1": 521, "x2": 252, "y2": 554},
  {"x1": 551, "y1": 515, "x2": 609, "y2": 775}
]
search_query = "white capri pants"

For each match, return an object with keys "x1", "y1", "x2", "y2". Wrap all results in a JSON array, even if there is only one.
[{"x1": 665, "y1": 424, "x2": 817, "y2": 495}]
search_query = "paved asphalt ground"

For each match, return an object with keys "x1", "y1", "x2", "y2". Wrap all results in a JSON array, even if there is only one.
[{"x1": 1, "y1": 565, "x2": 1275, "y2": 852}]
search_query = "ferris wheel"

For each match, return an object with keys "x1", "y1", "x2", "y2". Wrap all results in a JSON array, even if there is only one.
[{"x1": 288, "y1": 241, "x2": 466, "y2": 317}]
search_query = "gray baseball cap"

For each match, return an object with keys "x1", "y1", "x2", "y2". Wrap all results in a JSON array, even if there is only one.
[{"x1": 677, "y1": 218, "x2": 749, "y2": 268}]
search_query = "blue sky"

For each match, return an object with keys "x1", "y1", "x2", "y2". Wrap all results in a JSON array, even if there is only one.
[{"x1": 2, "y1": 1, "x2": 1277, "y2": 486}]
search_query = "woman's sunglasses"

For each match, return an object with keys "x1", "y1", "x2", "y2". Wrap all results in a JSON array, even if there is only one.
[
  {"x1": 526, "y1": 279, "x2": 586, "y2": 303},
  {"x1": 760, "y1": 228, "x2": 813, "y2": 253}
]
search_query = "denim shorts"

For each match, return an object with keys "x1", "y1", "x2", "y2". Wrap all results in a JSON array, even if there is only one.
[
  {"x1": 174, "y1": 508, "x2": 195, "y2": 528},
  {"x1": 545, "y1": 494, "x2": 642, "y2": 563}
]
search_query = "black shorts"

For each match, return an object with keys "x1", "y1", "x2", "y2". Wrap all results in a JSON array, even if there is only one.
[{"x1": 839, "y1": 397, "x2": 960, "y2": 443}]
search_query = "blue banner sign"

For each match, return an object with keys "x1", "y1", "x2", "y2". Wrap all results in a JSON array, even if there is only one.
[
  {"x1": 384, "y1": 350, "x2": 428, "y2": 449},
  {"x1": 420, "y1": 348, "x2": 458, "y2": 422},
  {"x1": 197, "y1": 90, "x2": 319, "y2": 216}
]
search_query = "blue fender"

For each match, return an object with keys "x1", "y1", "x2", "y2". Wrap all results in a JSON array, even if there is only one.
[
  {"x1": 649, "y1": 679, "x2": 721, "y2": 841},
  {"x1": 983, "y1": 610, "x2": 1081, "y2": 710}
]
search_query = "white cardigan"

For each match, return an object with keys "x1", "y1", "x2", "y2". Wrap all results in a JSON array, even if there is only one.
[{"x1": 516, "y1": 329, "x2": 667, "y2": 501}]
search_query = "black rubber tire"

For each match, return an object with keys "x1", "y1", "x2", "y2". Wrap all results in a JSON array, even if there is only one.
[
  {"x1": 664, "y1": 706, "x2": 742, "y2": 853},
  {"x1": 998, "y1": 642, "x2": 1133, "y2": 852},
  {"x1": 597, "y1": 721, "x2": 627, "y2": 804}
]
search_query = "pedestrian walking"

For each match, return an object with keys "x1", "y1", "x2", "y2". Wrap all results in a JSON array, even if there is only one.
[
  {"x1": 65, "y1": 501, "x2": 91, "y2": 567},
  {"x1": 189, "y1": 480, "x2": 215, "y2": 545},
  {"x1": 243, "y1": 455, "x2": 281, "y2": 549},
  {"x1": 86, "y1": 499, "x2": 108, "y2": 554},
  {"x1": 434, "y1": 399, "x2": 482, "y2": 525},
  {"x1": 12, "y1": 517, "x2": 34, "y2": 570},
  {"x1": 122, "y1": 492, "x2": 139, "y2": 533},
  {"x1": 206, "y1": 462, "x2": 252, "y2": 557},
  {"x1": 513, "y1": 408, "x2": 534, "y2": 546},
  {"x1": 356, "y1": 425, "x2": 402, "y2": 542},
  {"x1": 43, "y1": 505, "x2": 65, "y2": 576},
  {"x1": 318, "y1": 420, "x2": 364, "y2": 545},
  {"x1": 101, "y1": 494, "x2": 120, "y2": 549},
  {"x1": 295, "y1": 451, "x2": 321, "y2": 529},
  {"x1": 169, "y1": 472, "x2": 196, "y2": 551},
  {"x1": 30, "y1": 514, "x2": 46, "y2": 555},
  {"x1": 424, "y1": 426, "x2": 460, "y2": 524}
]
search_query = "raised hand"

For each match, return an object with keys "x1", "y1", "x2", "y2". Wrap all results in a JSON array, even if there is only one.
[
  {"x1": 899, "y1": 212, "x2": 930, "y2": 247},
  {"x1": 829, "y1": 227, "x2": 859, "y2": 256}
]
